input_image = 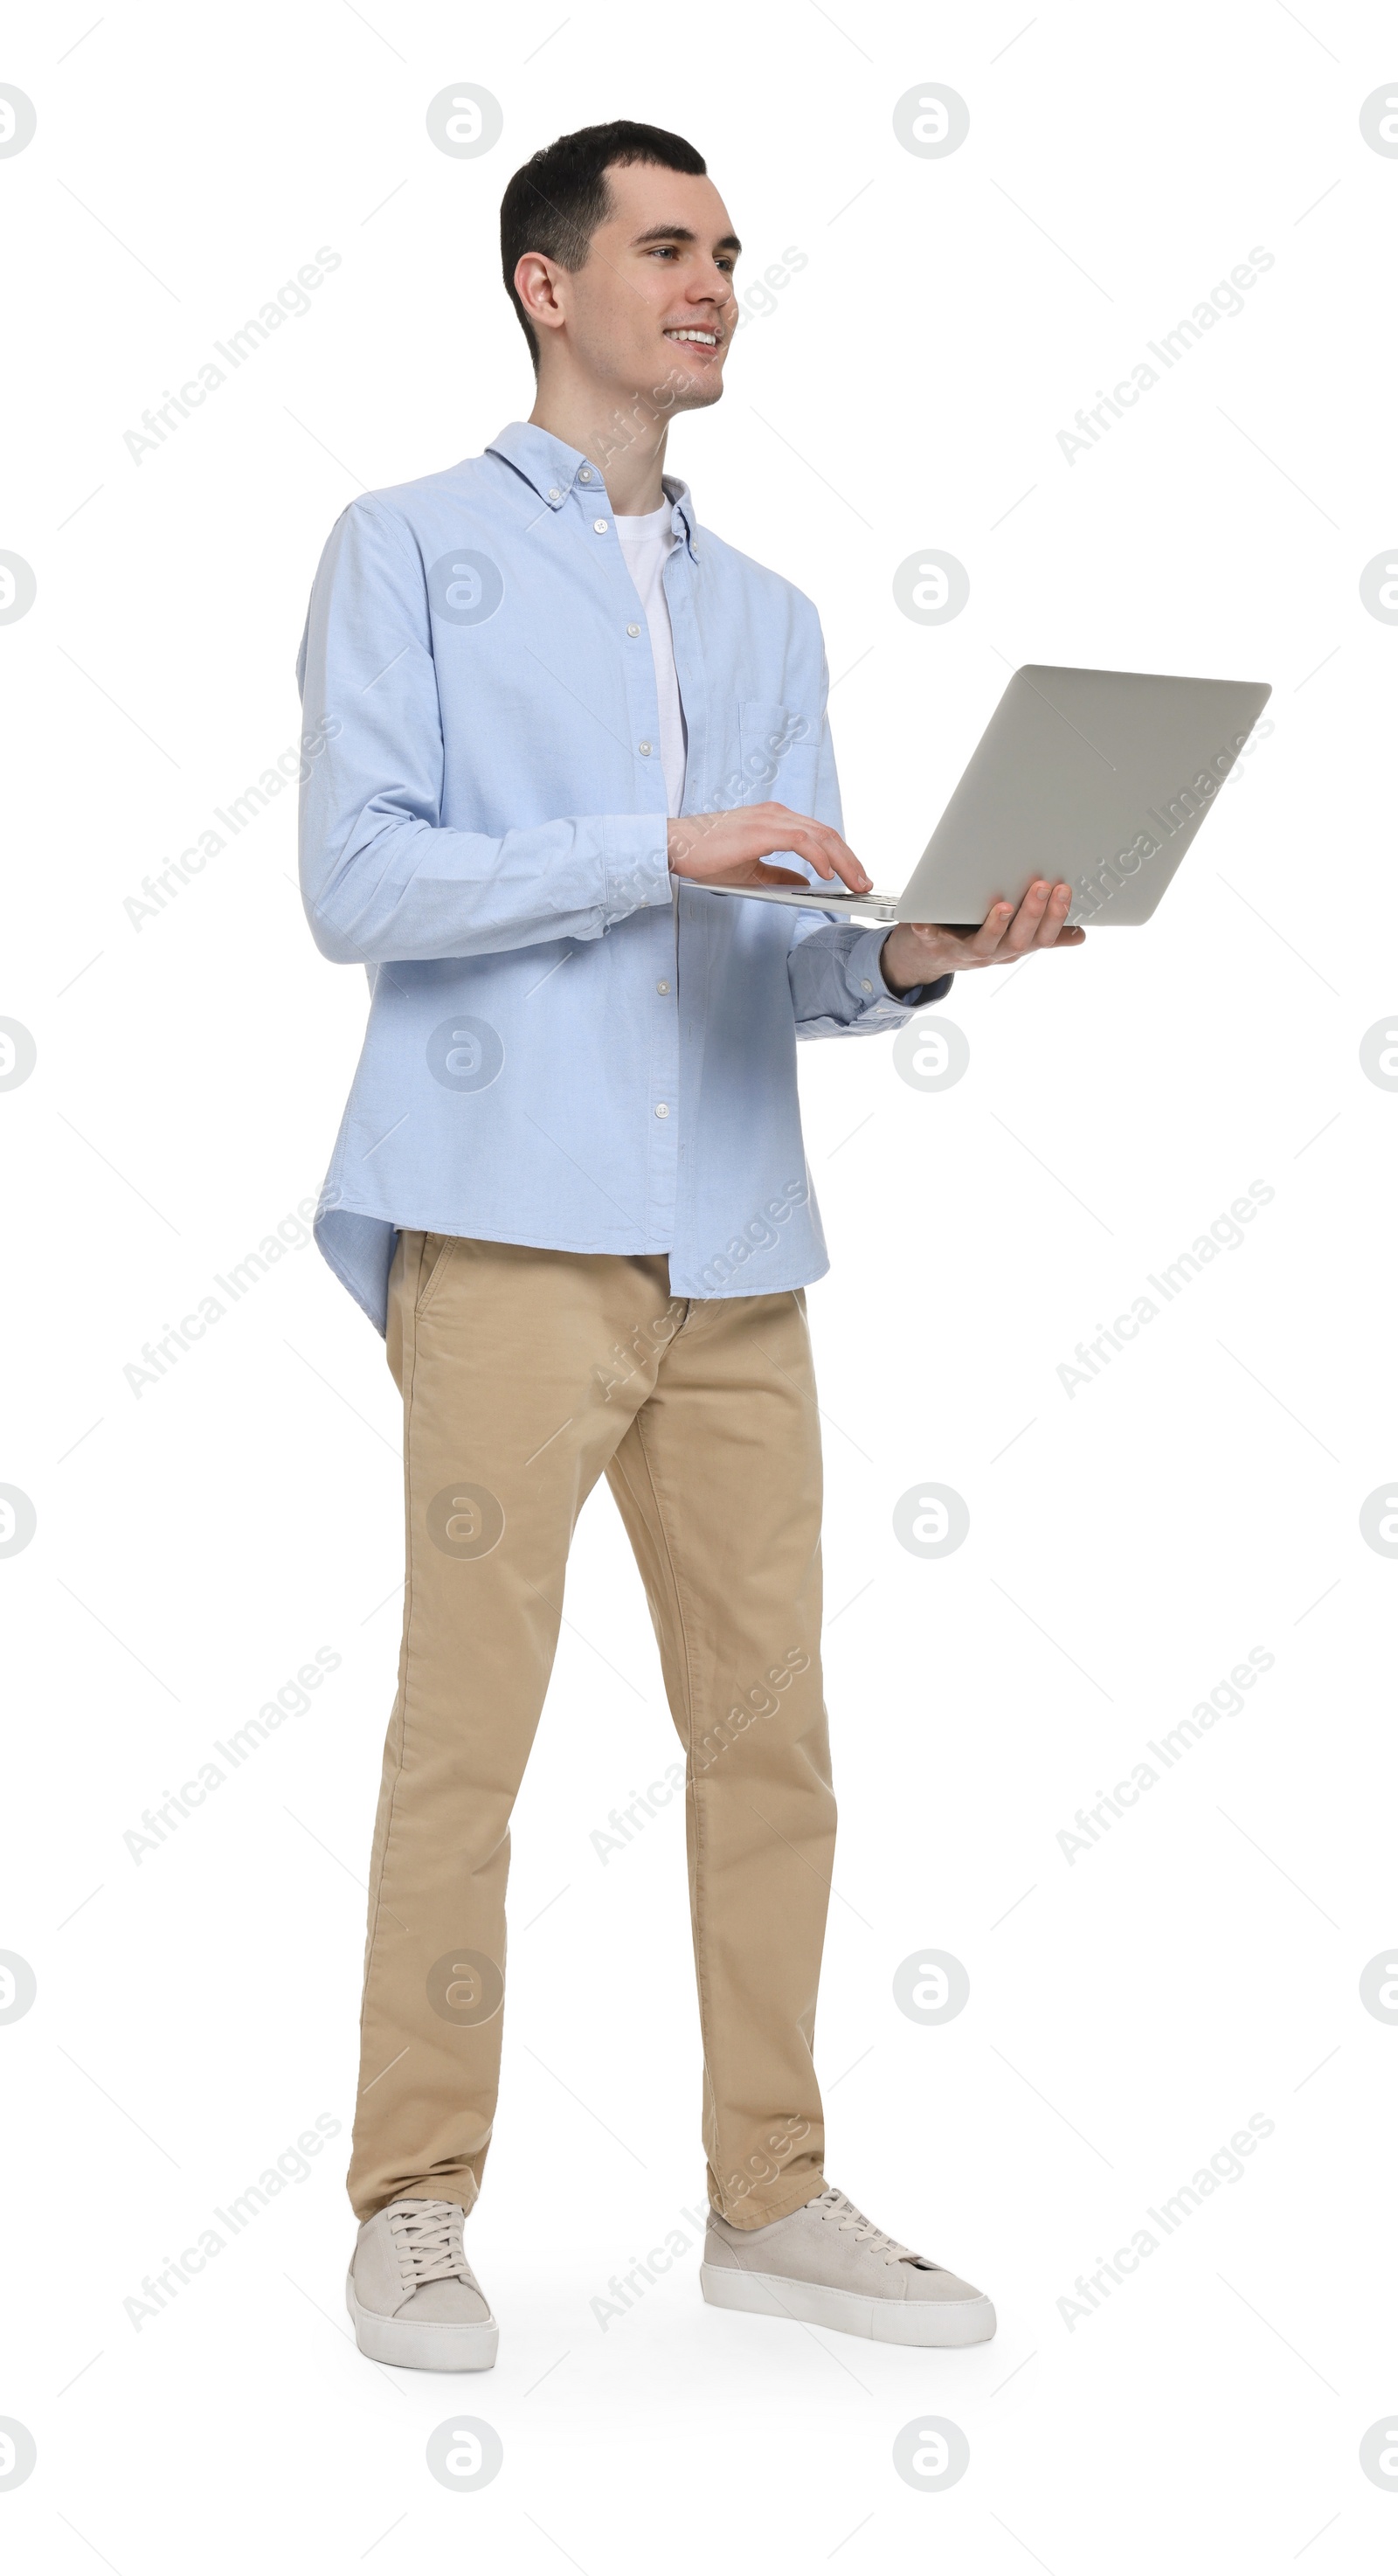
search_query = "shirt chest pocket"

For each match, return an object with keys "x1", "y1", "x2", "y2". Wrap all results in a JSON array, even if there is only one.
[{"x1": 738, "y1": 700, "x2": 820, "y2": 818}]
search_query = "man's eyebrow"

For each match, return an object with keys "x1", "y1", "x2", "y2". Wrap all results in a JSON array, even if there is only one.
[{"x1": 631, "y1": 222, "x2": 743, "y2": 254}]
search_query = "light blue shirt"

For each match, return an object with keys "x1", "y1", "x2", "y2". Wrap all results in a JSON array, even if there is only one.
[{"x1": 295, "y1": 420, "x2": 950, "y2": 1332}]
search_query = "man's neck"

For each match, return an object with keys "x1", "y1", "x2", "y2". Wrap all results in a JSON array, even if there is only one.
[{"x1": 528, "y1": 377, "x2": 671, "y2": 514}]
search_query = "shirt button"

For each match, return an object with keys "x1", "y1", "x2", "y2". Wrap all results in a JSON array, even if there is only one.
[
  {"x1": 654, "y1": 1103, "x2": 669, "y2": 1118},
  {"x1": 639, "y1": 740, "x2": 652, "y2": 756},
  {"x1": 861, "y1": 979, "x2": 874, "y2": 992},
  {"x1": 548, "y1": 486, "x2": 562, "y2": 501},
  {"x1": 579, "y1": 467, "x2": 592, "y2": 481},
  {"x1": 593, "y1": 517, "x2": 608, "y2": 533},
  {"x1": 656, "y1": 980, "x2": 670, "y2": 994},
  {"x1": 627, "y1": 622, "x2": 640, "y2": 636}
]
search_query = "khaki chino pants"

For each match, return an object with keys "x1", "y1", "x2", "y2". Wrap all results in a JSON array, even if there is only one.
[{"x1": 347, "y1": 1229, "x2": 836, "y2": 2229}]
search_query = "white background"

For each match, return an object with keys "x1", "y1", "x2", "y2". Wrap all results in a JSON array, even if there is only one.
[{"x1": 3, "y1": 0, "x2": 1397, "y2": 2566}]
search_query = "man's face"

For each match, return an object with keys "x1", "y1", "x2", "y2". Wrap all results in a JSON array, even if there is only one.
[{"x1": 546, "y1": 162, "x2": 740, "y2": 412}]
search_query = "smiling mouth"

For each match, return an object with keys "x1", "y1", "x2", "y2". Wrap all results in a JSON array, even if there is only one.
[{"x1": 664, "y1": 327, "x2": 721, "y2": 349}]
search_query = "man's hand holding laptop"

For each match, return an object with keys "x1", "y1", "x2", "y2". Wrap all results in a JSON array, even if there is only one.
[
  {"x1": 876, "y1": 881, "x2": 1084, "y2": 991},
  {"x1": 667, "y1": 802, "x2": 1085, "y2": 994}
]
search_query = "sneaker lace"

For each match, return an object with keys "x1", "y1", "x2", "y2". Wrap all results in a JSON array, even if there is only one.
[
  {"x1": 818, "y1": 2187, "x2": 927, "y2": 2268},
  {"x1": 387, "y1": 2199, "x2": 467, "y2": 2289}
]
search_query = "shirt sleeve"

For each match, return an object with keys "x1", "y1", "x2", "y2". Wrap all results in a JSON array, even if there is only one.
[
  {"x1": 295, "y1": 499, "x2": 671, "y2": 966},
  {"x1": 786, "y1": 661, "x2": 952, "y2": 1036}
]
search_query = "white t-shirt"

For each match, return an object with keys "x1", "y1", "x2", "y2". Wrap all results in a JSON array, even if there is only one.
[{"x1": 614, "y1": 499, "x2": 688, "y2": 819}]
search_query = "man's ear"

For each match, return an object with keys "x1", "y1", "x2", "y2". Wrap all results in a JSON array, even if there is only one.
[{"x1": 515, "y1": 252, "x2": 568, "y2": 341}]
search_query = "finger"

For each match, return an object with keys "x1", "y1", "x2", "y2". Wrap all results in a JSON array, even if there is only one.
[
  {"x1": 964, "y1": 899, "x2": 1014, "y2": 957},
  {"x1": 765, "y1": 815, "x2": 871, "y2": 891},
  {"x1": 995, "y1": 880, "x2": 1054, "y2": 956},
  {"x1": 1030, "y1": 883, "x2": 1074, "y2": 948},
  {"x1": 931, "y1": 903, "x2": 1010, "y2": 960},
  {"x1": 795, "y1": 836, "x2": 870, "y2": 890},
  {"x1": 752, "y1": 862, "x2": 811, "y2": 887}
]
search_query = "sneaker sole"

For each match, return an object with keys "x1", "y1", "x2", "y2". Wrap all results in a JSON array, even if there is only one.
[
  {"x1": 700, "y1": 2261, "x2": 995, "y2": 2347},
  {"x1": 345, "y1": 2266, "x2": 499, "y2": 2371}
]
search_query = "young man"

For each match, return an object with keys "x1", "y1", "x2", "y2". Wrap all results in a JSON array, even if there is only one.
[{"x1": 296, "y1": 120, "x2": 1082, "y2": 2372}]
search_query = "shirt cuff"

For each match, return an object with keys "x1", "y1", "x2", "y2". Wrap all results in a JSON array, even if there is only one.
[
  {"x1": 603, "y1": 817, "x2": 673, "y2": 922},
  {"x1": 843, "y1": 923, "x2": 953, "y2": 1021}
]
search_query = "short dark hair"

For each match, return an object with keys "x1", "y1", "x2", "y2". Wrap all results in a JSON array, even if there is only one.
[{"x1": 500, "y1": 120, "x2": 707, "y2": 370}]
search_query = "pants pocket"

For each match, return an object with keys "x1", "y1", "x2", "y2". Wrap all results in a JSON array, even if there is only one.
[{"x1": 415, "y1": 1232, "x2": 460, "y2": 1317}]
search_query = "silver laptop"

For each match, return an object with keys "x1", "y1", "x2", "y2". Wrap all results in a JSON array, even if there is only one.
[{"x1": 696, "y1": 664, "x2": 1271, "y2": 930}]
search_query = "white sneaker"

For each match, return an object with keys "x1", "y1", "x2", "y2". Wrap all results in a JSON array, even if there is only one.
[
  {"x1": 701, "y1": 2185, "x2": 995, "y2": 2346},
  {"x1": 346, "y1": 2196, "x2": 498, "y2": 2370}
]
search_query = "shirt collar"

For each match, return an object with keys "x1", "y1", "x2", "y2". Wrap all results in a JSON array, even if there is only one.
[{"x1": 486, "y1": 420, "x2": 701, "y2": 560}]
